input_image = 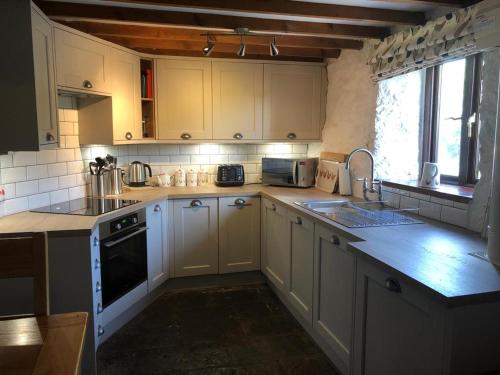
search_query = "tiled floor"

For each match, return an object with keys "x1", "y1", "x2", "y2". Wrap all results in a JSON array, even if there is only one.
[{"x1": 97, "y1": 284, "x2": 340, "y2": 374}]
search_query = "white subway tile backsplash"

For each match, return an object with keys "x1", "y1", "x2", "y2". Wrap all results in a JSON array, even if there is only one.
[
  {"x1": 3, "y1": 197, "x2": 28, "y2": 215},
  {"x1": 150, "y1": 156, "x2": 170, "y2": 165},
  {"x1": 199, "y1": 144, "x2": 219, "y2": 154},
  {"x1": 383, "y1": 191, "x2": 400, "y2": 208},
  {"x1": 128, "y1": 156, "x2": 150, "y2": 164},
  {"x1": 170, "y1": 155, "x2": 190, "y2": 164},
  {"x1": 2, "y1": 167, "x2": 26, "y2": 184},
  {"x1": 243, "y1": 163, "x2": 257, "y2": 173},
  {"x1": 69, "y1": 185, "x2": 86, "y2": 200},
  {"x1": 50, "y1": 189, "x2": 69, "y2": 204},
  {"x1": 190, "y1": 155, "x2": 210, "y2": 164},
  {"x1": 59, "y1": 121, "x2": 74, "y2": 136},
  {"x1": 0, "y1": 153, "x2": 13, "y2": 168},
  {"x1": 58, "y1": 108, "x2": 65, "y2": 122},
  {"x1": 257, "y1": 144, "x2": 274, "y2": 154},
  {"x1": 59, "y1": 174, "x2": 77, "y2": 189},
  {"x1": 400, "y1": 196, "x2": 419, "y2": 209},
  {"x1": 210, "y1": 154, "x2": 228, "y2": 164},
  {"x1": 418, "y1": 200, "x2": 442, "y2": 221},
  {"x1": 48, "y1": 163, "x2": 68, "y2": 177},
  {"x1": 64, "y1": 108, "x2": 78, "y2": 122},
  {"x1": 65, "y1": 135, "x2": 80, "y2": 149},
  {"x1": 138, "y1": 144, "x2": 159, "y2": 156},
  {"x1": 409, "y1": 192, "x2": 431, "y2": 201},
  {"x1": 292, "y1": 144, "x2": 308, "y2": 154},
  {"x1": 13, "y1": 152, "x2": 37, "y2": 167},
  {"x1": 247, "y1": 154, "x2": 264, "y2": 163},
  {"x1": 39, "y1": 177, "x2": 59, "y2": 193},
  {"x1": 57, "y1": 149, "x2": 74, "y2": 162},
  {"x1": 238, "y1": 145, "x2": 256, "y2": 154},
  {"x1": 28, "y1": 193, "x2": 51, "y2": 209},
  {"x1": 67, "y1": 161, "x2": 84, "y2": 175},
  {"x1": 159, "y1": 145, "x2": 179, "y2": 155},
  {"x1": 441, "y1": 206, "x2": 468, "y2": 228},
  {"x1": 3, "y1": 184, "x2": 15, "y2": 200},
  {"x1": 180, "y1": 144, "x2": 200, "y2": 155},
  {"x1": 453, "y1": 201, "x2": 469, "y2": 210},
  {"x1": 274, "y1": 144, "x2": 293, "y2": 153},
  {"x1": 15, "y1": 181, "x2": 38, "y2": 197},
  {"x1": 27, "y1": 165, "x2": 48, "y2": 181},
  {"x1": 219, "y1": 145, "x2": 238, "y2": 155},
  {"x1": 229, "y1": 154, "x2": 247, "y2": 163},
  {"x1": 430, "y1": 196, "x2": 454, "y2": 207}
]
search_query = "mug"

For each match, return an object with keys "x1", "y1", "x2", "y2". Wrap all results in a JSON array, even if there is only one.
[
  {"x1": 159, "y1": 173, "x2": 172, "y2": 187},
  {"x1": 420, "y1": 162, "x2": 440, "y2": 188}
]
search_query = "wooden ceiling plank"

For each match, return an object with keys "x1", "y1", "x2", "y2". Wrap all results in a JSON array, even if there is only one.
[
  {"x1": 35, "y1": 1, "x2": 390, "y2": 39},
  {"x1": 96, "y1": 0, "x2": 426, "y2": 26},
  {"x1": 57, "y1": 21, "x2": 364, "y2": 50},
  {"x1": 372, "y1": 0, "x2": 474, "y2": 7}
]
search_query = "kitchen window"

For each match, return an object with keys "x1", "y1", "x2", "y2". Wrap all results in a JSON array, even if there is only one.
[{"x1": 422, "y1": 54, "x2": 482, "y2": 186}]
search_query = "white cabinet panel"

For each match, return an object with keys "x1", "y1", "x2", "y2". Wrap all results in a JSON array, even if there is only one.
[
  {"x1": 212, "y1": 62, "x2": 263, "y2": 140},
  {"x1": 54, "y1": 28, "x2": 111, "y2": 93},
  {"x1": 287, "y1": 211, "x2": 314, "y2": 324},
  {"x1": 263, "y1": 64, "x2": 322, "y2": 141},
  {"x1": 261, "y1": 198, "x2": 289, "y2": 292},
  {"x1": 172, "y1": 198, "x2": 218, "y2": 277},
  {"x1": 146, "y1": 201, "x2": 168, "y2": 292},
  {"x1": 219, "y1": 196, "x2": 261, "y2": 273},
  {"x1": 313, "y1": 225, "x2": 355, "y2": 371},
  {"x1": 156, "y1": 59, "x2": 212, "y2": 140}
]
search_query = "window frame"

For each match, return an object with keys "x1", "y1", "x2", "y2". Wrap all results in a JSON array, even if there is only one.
[{"x1": 421, "y1": 54, "x2": 482, "y2": 186}]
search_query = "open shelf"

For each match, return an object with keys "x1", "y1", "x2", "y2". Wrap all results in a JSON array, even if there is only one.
[{"x1": 140, "y1": 59, "x2": 155, "y2": 139}]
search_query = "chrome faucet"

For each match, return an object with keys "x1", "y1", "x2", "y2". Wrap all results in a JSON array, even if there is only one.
[{"x1": 346, "y1": 148, "x2": 382, "y2": 201}]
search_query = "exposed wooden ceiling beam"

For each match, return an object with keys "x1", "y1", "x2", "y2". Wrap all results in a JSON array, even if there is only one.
[
  {"x1": 97, "y1": 35, "x2": 340, "y2": 58},
  {"x1": 94, "y1": 0, "x2": 426, "y2": 26},
  {"x1": 368, "y1": 0, "x2": 475, "y2": 7},
  {"x1": 57, "y1": 21, "x2": 364, "y2": 50},
  {"x1": 135, "y1": 48, "x2": 329, "y2": 62},
  {"x1": 36, "y1": 1, "x2": 390, "y2": 39}
]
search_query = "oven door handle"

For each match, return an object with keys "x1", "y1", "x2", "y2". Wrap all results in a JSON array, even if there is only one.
[{"x1": 102, "y1": 226, "x2": 148, "y2": 248}]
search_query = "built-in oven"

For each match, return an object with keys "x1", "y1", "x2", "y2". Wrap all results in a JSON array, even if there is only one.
[{"x1": 99, "y1": 209, "x2": 147, "y2": 309}]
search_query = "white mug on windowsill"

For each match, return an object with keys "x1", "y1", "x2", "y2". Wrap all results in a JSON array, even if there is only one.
[{"x1": 420, "y1": 162, "x2": 440, "y2": 188}]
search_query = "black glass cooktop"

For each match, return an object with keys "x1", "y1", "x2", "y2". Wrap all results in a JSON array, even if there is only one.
[{"x1": 31, "y1": 197, "x2": 141, "y2": 216}]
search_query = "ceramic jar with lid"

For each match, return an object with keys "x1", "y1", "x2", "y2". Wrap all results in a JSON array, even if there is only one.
[
  {"x1": 197, "y1": 169, "x2": 209, "y2": 186},
  {"x1": 174, "y1": 168, "x2": 186, "y2": 187},
  {"x1": 187, "y1": 169, "x2": 198, "y2": 187}
]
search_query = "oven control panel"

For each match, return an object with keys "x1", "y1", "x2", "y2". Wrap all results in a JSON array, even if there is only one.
[
  {"x1": 110, "y1": 214, "x2": 139, "y2": 234},
  {"x1": 99, "y1": 209, "x2": 146, "y2": 239}
]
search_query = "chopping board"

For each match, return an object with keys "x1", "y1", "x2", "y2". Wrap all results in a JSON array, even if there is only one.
[
  {"x1": 320, "y1": 151, "x2": 348, "y2": 163},
  {"x1": 315, "y1": 159, "x2": 339, "y2": 193}
]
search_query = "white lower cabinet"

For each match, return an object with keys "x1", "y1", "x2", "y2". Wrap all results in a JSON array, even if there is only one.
[
  {"x1": 287, "y1": 211, "x2": 314, "y2": 324},
  {"x1": 146, "y1": 201, "x2": 168, "y2": 292},
  {"x1": 313, "y1": 225, "x2": 356, "y2": 374},
  {"x1": 219, "y1": 196, "x2": 261, "y2": 273},
  {"x1": 261, "y1": 198, "x2": 290, "y2": 293},
  {"x1": 353, "y1": 259, "x2": 445, "y2": 375},
  {"x1": 172, "y1": 198, "x2": 218, "y2": 277}
]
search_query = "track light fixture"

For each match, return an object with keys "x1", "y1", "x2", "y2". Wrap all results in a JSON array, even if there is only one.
[
  {"x1": 237, "y1": 34, "x2": 246, "y2": 57},
  {"x1": 270, "y1": 36, "x2": 279, "y2": 57},
  {"x1": 202, "y1": 34, "x2": 215, "y2": 56}
]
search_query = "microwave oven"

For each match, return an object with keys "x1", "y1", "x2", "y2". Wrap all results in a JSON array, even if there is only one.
[{"x1": 262, "y1": 158, "x2": 318, "y2": 188}]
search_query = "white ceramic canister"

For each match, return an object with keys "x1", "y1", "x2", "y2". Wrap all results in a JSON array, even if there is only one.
[
  {"x1": 198, "y1": 168, "x2": 209, "y2": 186},
  {"x1": 159, "y1": 173, "x2": 173, "y2": 187},
  {"x1": 187, "y1": 169, "x2": 198, "y2": 187},
  {"x1": 174, "y1": 168, "x2": 186, "y2": 187}
]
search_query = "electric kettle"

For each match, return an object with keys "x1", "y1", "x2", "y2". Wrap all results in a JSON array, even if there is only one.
[{"x1": 123, "y1": 161, "x2": 152, "y2": 187}]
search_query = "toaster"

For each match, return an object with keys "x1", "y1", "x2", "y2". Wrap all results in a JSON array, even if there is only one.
[{"x1": 215, "y1": 164, "x2": 245, "y2": 187}]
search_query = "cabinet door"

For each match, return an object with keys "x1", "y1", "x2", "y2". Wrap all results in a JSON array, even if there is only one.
[
  {"x1": 261, "y1": 198, "x2": 289, "y2": 292},
  {"x1": 173, "y1": 198, "x2": 218, "y2": 277},
  {"x1": 146, "y1": 201, "x2": 168, "y2": 292},
  {"x1": 31, "y1": 7, "x2": 58, "y2": 146},
  {"x1": 219, "y1": 197, "x2": 261, "y2": 273},
  {"x1": 54, "y1": 28, "x2": 111, "y2": 93},
  {"x1": 212, "y1": 62, "x2": 263, "y2": 140},
  {"x1": 156, "y1": 59, "x2": 212, "y2": 140},
  {"x1": 313, "y1": 225, "x2": 355, "y2": 372},
  {"x1": 353, "y1": 260, "x2": 445, "y2": 375},
  {"x1": 263, "y1": 64, "x2": 321, "y2": 141},
  {"x1": 111, "y1": 48, "x2": 142, "y2": 142},
  {"x1": 288, "y1": 211, "x2": 314, "y2": 324}
]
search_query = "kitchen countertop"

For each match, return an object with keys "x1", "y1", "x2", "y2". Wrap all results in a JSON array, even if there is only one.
[{"x1": 0, "y1": 184, "x2": 497, "y2": 306}]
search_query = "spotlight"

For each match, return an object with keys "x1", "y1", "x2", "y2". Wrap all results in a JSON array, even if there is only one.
[
  {"x1": 270, "y1": 36, "x2": 279, "y2": 57},
  {"x1": 202, "y1": 34, "x2": 215, "y2": 56},
  {"x1": 237, "y1": 34, "x2": 246, "y2": 57}
]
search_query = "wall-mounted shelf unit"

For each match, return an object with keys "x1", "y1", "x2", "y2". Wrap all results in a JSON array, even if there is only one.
[{"x1": 140, "y1": 59, "x2": 155, "y2": 139}]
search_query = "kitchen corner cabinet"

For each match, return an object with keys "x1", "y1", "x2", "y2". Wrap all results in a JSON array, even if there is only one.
[
  {"x1": 287, "y1": 211, "x2": 315, "y2": 324},
  {"x1": 212, "y1": 62, "x2": 263, "y2": 140},
  {"x1": 172, "y1": 198, "x2": 218, "y2": 277},
  {"x1": 313, "y1": 225, "x2": 356, "y2": 373},
  {"x1": 263, "y1": 64, "x2": 322, "y2": 141},
  {"x1": 146, "y1": 201, "x2": 168, "y2": 292},
  {"x1": 54, "y1": 28, "x2": 111, "y2": 94},
  {"x1": 219, "y1": 196, "x2": 261, "y2": 273},
  {"x1": 352, "y1": 259, "x2": 445, "y2": 375},
  {"x1": 111, "y1": 48, "x2": 142, "y2": 142},
  {"x1": 261, "y1": 198, "x2": 290, "y2": 293},
  {"x1": 0, "y1": 3, "x2": 58, "y2": 153},
  {"x1": 156, "y1": 59, "x2": 212, "y2": 140}
]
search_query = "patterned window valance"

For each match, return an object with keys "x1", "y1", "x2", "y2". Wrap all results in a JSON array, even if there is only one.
[{"x1": 368, "y1": 6, "x2": 478, "y2": 81}]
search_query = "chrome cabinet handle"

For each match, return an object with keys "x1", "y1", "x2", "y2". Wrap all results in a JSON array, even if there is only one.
[
  {"x1": 125, "y1": 132, "x2": 133, "y2": 140},
  {"x1": 93, "y1": 237, "x2": 99, "y2": 247},
  {"x1": 271, "y1": 203, "x2": 276, "y2": 211},
  {"x1": 103, "y1": 226, "x2": 148, "y2": 248},
  {"x1": 98, "y1": 325, "x2": 105, "y2": 336},
  {"x1": 83, "y1": 80, "x2": 93, "y2": 89},
  {"x1": 235, "y1": 198, "x2": 245, "y2": 206},
  {"x1": 233, "y1": 133, "x2": 243, "y2": 140},
  {"x1": 330, "y1": 235, "x2": 340, "y2": 245},
  {"x1": 295, "y1": 216, "x2": 302, "y2": 225},
  {"x1": 97, "y1": 303, "x2": 103, "y2": 314},
  {"x1": 96, "y1": 282, "x2": 102, "y2": 293},
  {"x1": 94, "y1": 258, "x2": 100, "y2": 269},
  {"x1": 181, "y1": 133, "x2": 192, "y2": 140},
  {"x1": 385, "y1": 277, "x2": 402, "y2": 293},
  {"x1": 287, "y1": 132, "x2": 297, "y2": 140},
  {"x1": 45, "y1": 132, "x2": 55, "y2": 142},
  {"x1": 191, "y1": 199, "x2": 202, "y2": 207},
  {"x1": 154, "y1": 204, "x2": 161, "y2": 212}
]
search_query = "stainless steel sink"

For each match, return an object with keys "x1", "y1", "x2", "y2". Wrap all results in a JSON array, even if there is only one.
[{"x1": 294, "y1": 200, "x2": 422, "y2": 228}]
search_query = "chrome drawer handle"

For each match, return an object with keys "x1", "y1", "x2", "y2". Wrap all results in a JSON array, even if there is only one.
[
  {"x1": 287, "y1": 132, "x2": 297, "y2": 140},
  {"x1": 94, "y1": 258, "x2": 100, "y2": 269},
  {"x1": 97, "y1": 303, "x2": 103, "y2": 314},
  {"x1": 125, "y1": 132, "x2": 133, "y2": 140},
  {"x1": 45, "y1": 132, "x2": 55, "y2": 142},
  {"x1": 330, "y1": 235, "x2": 340, "y2": 245},
  {"x1": 191, "y1": 199, "x2": 202, "y2": 207},
  {"x1": 233, "y1": 133, "x2": 243, "y2": 140},
  {"x1": 235, "y1": 198, "x2": 245, "y2": 206},
  {"x1": 83, "y1": 80, "x2": 93, "y2": 89},
  {"x1": 385, "y1": 277, "x2": 402, "y2": 293},
  {"x1": 295, "y1": 217, "x2": 302, "y2": 225},
  {"x1": 154, "y1": 204, "x2": 161, "y2": 212},
  {"x1": 98, "y1": 325, "x2": 105, "y2": 336},
  {"x1": 93, "y1": 237, "x2": 99, "y2": 247},
  {"x1": 96, "y1": 282, "x2": 102, "y2": 293},
  {"x1": 181, "y1": 133, "x2": 192, "y2": 140}
]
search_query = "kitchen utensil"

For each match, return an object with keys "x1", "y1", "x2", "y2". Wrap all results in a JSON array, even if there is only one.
[
  {"x1": 89, "y1": 162, "x2": 98, "y2": 175},
  {"x1": 215, "y1": 165, "x2": 245, "y2": 187},
  {"x1": 95, "y1": 157, "x2": 107, "y2": 175},
  {"x1": 174, "y1": 168, "x2": 186, "y2": 187},
  {"x1": 187, "y1": 169, "x2": 198, "y2": 187},
  {"x1": 105, "y1": 154, "x2": 116, "y2": 168},
  {"x1": 107, "y1": 167, "x2": 123, "y2": 195},
  {"x1": 123, "y1": 161, "x2": 152, "y2": 187},
  {"x1": 197, "y1": 169, "x2": 209, "y2": 186},
  {"x1": 315, "y1": 159, "x2": 339, "y2": 193},
  {"x1": 420, "y1": 162, "x2": 440, "y2": 188}
]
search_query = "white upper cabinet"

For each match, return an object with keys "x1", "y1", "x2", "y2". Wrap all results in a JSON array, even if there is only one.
[
  {"x1": 156, "y1": 59, "x2": 212, "y2": 140},
  {"x1": 54, "y1": 28, "x2": 111, "y2": 93},
  {"x1": 31, "y1": 6, "x2": 58, "y2": 147},
  {"x1": 219, "y1": 196, "x2": 261, "y2": 273},
  {"x1": 111, "y1": 48, "x2": 142, "y2": 142},
  {"x1": 263, "y1": 64, "x2": 322, "y2": 141},
  {"x1": 212, "y1": 62, "x2": 263, "y2": 140}
]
